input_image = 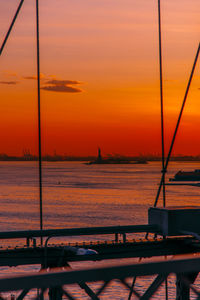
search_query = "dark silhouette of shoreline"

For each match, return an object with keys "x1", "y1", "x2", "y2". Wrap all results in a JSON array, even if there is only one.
[
  {"x1": 1, "y1": 152, "x2": 200, "y2": 162},
  {"x1": 85, "y1": 148, "x2": 148, "y2": 164}
]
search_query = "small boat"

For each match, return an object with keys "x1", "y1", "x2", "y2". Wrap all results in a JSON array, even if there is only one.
[{"x1": 169, "y1": 169, "x2": 200, "y2": 181}]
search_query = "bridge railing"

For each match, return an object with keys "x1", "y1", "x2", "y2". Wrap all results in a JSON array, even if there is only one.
[
  {"x1": 0, "y1": 254, "x2": 199, "y2": 299},
  {"x1": 0, "y1": 224, "x2": 159, "y2": 246}
]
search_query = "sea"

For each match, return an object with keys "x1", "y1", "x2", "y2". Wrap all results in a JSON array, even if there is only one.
[{"x1": 0, "y1": 161, "x2": 200, "y2": 299}]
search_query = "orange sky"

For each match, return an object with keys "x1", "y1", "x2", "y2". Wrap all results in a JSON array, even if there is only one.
[{"x1": 0, "y1": 0, "x2": 200, "y2": 156}]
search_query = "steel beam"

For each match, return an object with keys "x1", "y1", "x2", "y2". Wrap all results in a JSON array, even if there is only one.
[
  {"x1": 0, "y1": 255, "x2": 200, "y2": 292},
  {"x1": 0, "y1": 224, "x2": 159, "y2": 240},
  {"x1": 0, "y1": 237, "x2": 198, "y2": 267},
  {"x1": 140, "y1": 274, "x2": 167, "y2": 299}
]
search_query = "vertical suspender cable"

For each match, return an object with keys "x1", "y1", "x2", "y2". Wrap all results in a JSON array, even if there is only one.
[
  {"x1": 154, "y1": 43, "x2": 200, "y2": 207},
  {"x1": 0, "y1": 0, "x2": 43, "y2": 242},
  {"x1": 36, "y1": 0, "x2": 43, "y2": 245},
  {"x1": 158, "y1": 0, "x2": 166, "y2": 207},
  {"x1": 157, "y1": 5, "x2": 169, "y2": 297},
  {"x1": 0, "y1": 0, "x2": 25, "y2": 55},
  {"x1": 0, "y1": 0, "x2": 44, "y2": 243}
]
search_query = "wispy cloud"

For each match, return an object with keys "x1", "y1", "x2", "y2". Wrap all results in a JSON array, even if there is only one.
[
  {"x1": 41, "y1": 79, "x2": 83, "y2": 93},
  {"x1": 42, "y1": 85, "x2": 82, "y2": 93},
  {"x1": 0, "y1": 81, "x2": 18, "y2": 85},
  {"x1": 23, "y1": 73, "x2": 45, "y2": 80},
  {"x1": 23, "y1": 76, "x2": 37, "y2": 80},
  {"x1": 45, "y1": 79, "x2": 81, "y2": 85},
  {"x1": 0, "y1": 72, "x2": 84, "y2": 93}
]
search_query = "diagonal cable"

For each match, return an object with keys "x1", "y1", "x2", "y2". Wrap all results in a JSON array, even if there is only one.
[
  {"x1": 154, "y1": 42, "x2": 200, "y2": 207},
  {"x1": 0, "y1": 0, "x2": 25, "y2": 56}
]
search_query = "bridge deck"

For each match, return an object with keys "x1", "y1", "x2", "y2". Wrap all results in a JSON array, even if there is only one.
[{"x1": 0, "y1": 236, "x2": 199, "y2": 267}]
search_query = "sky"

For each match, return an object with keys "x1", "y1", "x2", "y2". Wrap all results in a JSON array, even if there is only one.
[{"x1": 0, "y1": 0, "x2": 200, "y2": 157}]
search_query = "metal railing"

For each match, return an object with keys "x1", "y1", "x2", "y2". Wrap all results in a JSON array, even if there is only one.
[
  {"x1": 0, "y1": 254, "x2": 199, "y2": 299},
  {"x1": 0, "y1": 224, "x2": 159, "y2": 246}
]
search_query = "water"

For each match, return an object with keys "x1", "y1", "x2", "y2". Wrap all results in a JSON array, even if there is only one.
[{"x1": 0, "y1": 161, "x2": 200, "y2": 298}]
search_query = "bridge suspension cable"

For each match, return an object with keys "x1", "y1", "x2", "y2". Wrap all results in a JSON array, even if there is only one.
[
  {"x1": 0, "y1": 0, "x2": 43, "y2": 244},
  {"x1": 154, "y1": 42, "x2": 200, "y2": 207},
  {"x1": 158, "y1": 0, "x2": 166, "y2": 207}
]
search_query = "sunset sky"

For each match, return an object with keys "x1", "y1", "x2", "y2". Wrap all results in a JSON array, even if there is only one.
[{"x1": 0, "y1": 0, "x2": 200, "y2": 156}]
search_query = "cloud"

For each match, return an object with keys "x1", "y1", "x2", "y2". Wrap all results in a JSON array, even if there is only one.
[
  {"x1": 23, "y1": 76, "x2": 37, "y2": 80},
  {"x1": 45, "y1": 79, "x2": 81, "y2": 85},
  {"x1": 41, "y1": 79, "x2": 83, "y2": 93},
  {"x1": 0, "y1": 81, "x2": 18, "y2": 85},
  {"x1": 23, "y1": 73, "x2": 45, "y2": 80},
  {"x1": 42, "y1": 85, "x2": 82, "y2": 93},
  {"x1": 22, "y1": 74, "x2": 84, "y2": 93}
]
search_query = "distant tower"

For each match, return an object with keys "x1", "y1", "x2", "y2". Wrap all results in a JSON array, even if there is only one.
[{"x1": 97, "y1": 147, "x2": 102, "y2": 162}]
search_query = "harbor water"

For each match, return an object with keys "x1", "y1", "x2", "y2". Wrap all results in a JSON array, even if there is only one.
[{"x1": 0, "y1": 161, "x2": 200, "y2": 298}]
